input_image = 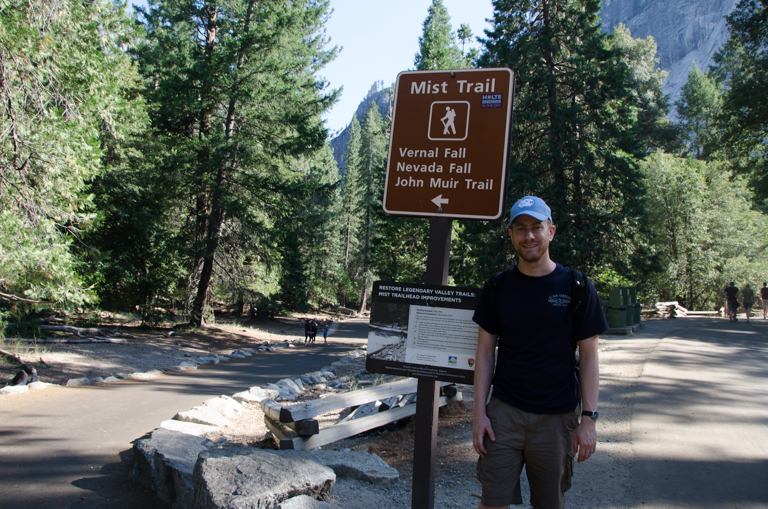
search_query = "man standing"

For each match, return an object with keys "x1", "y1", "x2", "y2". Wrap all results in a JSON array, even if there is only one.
[
  {"x1": 761, "y1": 283, "x2": 768, "y2": 319},
  {"x1": 739, "y1": 283, "x2": 755, "y2": 324},
  {"x1": 472, "y1": 196, "x2": 608, "y2": 509},
  {"x1": 725, "y1": 282, "x2": 740, "y2": 322}
]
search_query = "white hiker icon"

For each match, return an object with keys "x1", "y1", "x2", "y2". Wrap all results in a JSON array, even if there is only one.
[{"x1": 441, "y1": 106, "x2": 457, "y2": 135}]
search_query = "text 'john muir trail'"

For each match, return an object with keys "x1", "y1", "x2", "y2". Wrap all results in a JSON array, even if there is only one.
[{"x1": 394, "y1": 177, "x2": 493, "y2": 190}]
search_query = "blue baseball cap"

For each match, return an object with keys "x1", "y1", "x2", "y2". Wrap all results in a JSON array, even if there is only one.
[{"x1": 508, "y1": 196, "x2": 552, "y2": 226}]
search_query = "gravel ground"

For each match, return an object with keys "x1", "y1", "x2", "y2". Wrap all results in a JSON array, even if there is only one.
[
  {"x1": 2, "y1": 310, "x2": 685, "y2": 508},
  {"x1": 204, "y1": 318, "x2": 683, "y2": 509}
]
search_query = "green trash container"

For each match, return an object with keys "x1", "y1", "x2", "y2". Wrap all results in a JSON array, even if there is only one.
[
  {"x1": 622, "y1": 287, "x2": 633, "y2": 326},
  {"x1": 629, "y1": 287, "x2": 641, "y2": 325},
  {"x1": 607, "y1": 288, "x2": 627, "y2": 329}
]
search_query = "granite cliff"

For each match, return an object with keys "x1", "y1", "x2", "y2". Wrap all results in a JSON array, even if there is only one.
[{"x1": 600, "y1": 0, "x2": 738, "y2": 115}]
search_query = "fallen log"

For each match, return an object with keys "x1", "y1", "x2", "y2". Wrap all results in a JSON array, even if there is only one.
[
  {"x1": 37, "y1": 325, "x2": 108, "y2": 336},
  {"x1": 1, "y1": 337, "x2": 127, "y2": 344},
  {"x1": 0, "y1": 348, "x2": 23, "y2": 364}
]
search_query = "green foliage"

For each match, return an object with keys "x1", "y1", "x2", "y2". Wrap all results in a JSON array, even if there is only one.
[
  {"x1": 675, "y1": 63, "x2": 723, "y2": 160},
  {"x1": 414, "y1": 0, "x2": 466, "y2": 70},
  {"x1": 353, "y1": 104, "x2": 388, "y2": 311},
  {"x1": 609, "y1": 24, "x2": 682, "y2": 154},
  {"x1": 711, "y1": 0, "x2": 768, "y2": 201},
  {"x1": 134, "y1": 0, "x2": 339, "y2": 324},
  {"x1": 462, "y1": 0, "x2": 646, "y2": 283},
  {"x1": 0, "y1": 0, "x2": 145, "y2": 308},
  {"x1": 638, "y1": 153, "x2": 767, "y2": 309}
]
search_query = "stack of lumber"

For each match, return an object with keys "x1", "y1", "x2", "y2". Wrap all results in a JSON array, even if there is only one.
[
  {"x1": 260, "y1": 378, "x2": 459, "y2": 451},
  {"x1": 655, "y1": 301, "x2": 688, "y2": 318}
]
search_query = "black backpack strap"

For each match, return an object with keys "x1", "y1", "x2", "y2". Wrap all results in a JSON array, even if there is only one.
[
  {"x1": 571, "y1": 268, "x2": 588, "y2": 390},
  {"x1": 571, "y1": 268, "x2": 587, "y2": 342},
  {"x1": 482, "y1": 269, "x2": 510, "y2": 317}
]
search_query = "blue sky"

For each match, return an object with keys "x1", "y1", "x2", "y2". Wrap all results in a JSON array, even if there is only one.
[
  {"x1": 320, "y1": 0, "x2": 494, "y2": 135},
  {"x1": 129, "y1": 0, "x2": 495, "y2": 136}
]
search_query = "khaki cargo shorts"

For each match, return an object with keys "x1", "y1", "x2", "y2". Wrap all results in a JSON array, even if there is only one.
[{"x1": 476, "y1": 397, "x2": 579, "y2": 509}]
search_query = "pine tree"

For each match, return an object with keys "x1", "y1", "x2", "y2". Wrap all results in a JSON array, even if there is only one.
[
  {"x1": 135, "y1": 0, "x2": 338, "y2": 325},
  {"x1": 0, "y1": 0, "x2": 145, "y2": 307},
  {"x1": 413, "y1": 0, "x2": 465, "y2": 70},
  {"x1": 609, "y1": 24, "x2": 681, "y2": 154},
  {"x1": 469, "y1": 0, "x2": 645, "y2": 276},
  {"x1": 711, "y1": 0, "x2": 768, "y2": 200},
  {"x1": 355, "y1": 104, "x2": 387, "y2": 313},
  {"x1": 675, "y1": 63, "x2": 722, "y2": 160}
]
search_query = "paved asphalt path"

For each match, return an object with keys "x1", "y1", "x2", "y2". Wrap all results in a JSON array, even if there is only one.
[
  {"x1": 0, "y1": 318, "x2": 368, "y2": 509},
  {"x1": 630, "y1": 316, "x2": 768, "y2": 508}
]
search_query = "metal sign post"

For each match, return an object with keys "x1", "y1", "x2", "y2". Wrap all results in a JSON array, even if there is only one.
[{"x1": 411, "y1": 216, "x2": 452, "y2": 509}]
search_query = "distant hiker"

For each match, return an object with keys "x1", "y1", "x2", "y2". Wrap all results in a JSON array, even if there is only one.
[
  {"x1": 323, "y1": 323, "x2": 329, "y2": 345},
  {"x1": 761, "y1": 283, "x2": 768, "y2": 319},
  {"x1": 725, "y1": 282, "x2": 740, "y2": 322},
  {"x1": 739, "y1": 283, "x2": 755, "y2": 324},
  {"x1": 310, "y1": 319, "x2": 318, "y2": 344},
  {"x1": 304, "y1": 318, "x2": 311, "y2": 344}
]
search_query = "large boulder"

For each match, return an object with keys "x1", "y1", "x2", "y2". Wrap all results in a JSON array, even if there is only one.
[
  {"x1": 193, "y1": 448, "x2": 335, "y2": 509},
  {"x1": 276, "y1": 450, "x2": 399, "y2": 486},
  {"x1": 132, "y1": 428, "x2": 214, "y2": 508}
]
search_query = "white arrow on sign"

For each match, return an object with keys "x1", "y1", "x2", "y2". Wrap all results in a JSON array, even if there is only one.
[{"x1": 431, "y1": 194, "x2": 449, "y2": 208}]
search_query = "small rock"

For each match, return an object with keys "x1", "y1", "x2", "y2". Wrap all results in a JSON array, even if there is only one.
[
  {"x1": 203, "y1": 395, "x2": 243, "y2": 417},
  {"x1": 27, "y1": 381, "x2": 50, "y2": 390},
  {"x1": 66, "y1": 378, "x2": 92, "y2": 387},
  {"x1": 277, "y1": 495, "x2": 331, "y2": 508},
  {"x1": 131, "y1": 370, "x2": 164, "y2": 380},
  {"x1": 160, "y1": 419, "x2": 219, "y2": 436},
  {"x1": 175, "y1": 407, "x2": 232, "y2": 428}
]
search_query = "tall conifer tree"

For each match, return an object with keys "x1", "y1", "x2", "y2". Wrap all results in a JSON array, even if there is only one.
[
  {"x1": 414, "y1": 0, "x2": 465, "y2": 70},
  {"x1": 464, "y1": 0, "x2": 645, "y2": 276},
  {"x1": 675, "y1": 63, "x2": 722, "y2": 161},
  {"x1": 136, "y1": 0, "x2": 338, "y2": 325},
  {"x1": 355, "y1": 104, "x2": 387, "y2": 313}
]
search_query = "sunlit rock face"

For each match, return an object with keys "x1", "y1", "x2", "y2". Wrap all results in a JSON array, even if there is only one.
[{"x1": 599, "y1": 0, "x2": 738, "y2": 117}]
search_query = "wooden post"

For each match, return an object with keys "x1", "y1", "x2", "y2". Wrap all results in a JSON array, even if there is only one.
[{"x1": 411, "y1": 216, "x2": 452, "y2": 509}]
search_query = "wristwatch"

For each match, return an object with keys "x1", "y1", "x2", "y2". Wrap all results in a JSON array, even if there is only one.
[{"x1": 581, "y1": 410, "x2": 599, "y2": 420}]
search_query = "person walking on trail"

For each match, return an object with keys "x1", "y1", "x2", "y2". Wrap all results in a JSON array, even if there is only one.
[
  {"x1": 761, "y1": 283, "x2": 768, "y2": 319},
  {"x1": 304, "y1": 318, "x2": 311, "y2": 344},
  {"x1": 725, "y1": 282, "x2": 740, "y2": 322},
  {"x1": 739, "y1": 283, "x2": 755, "y2": 324},
  {"x1": 472, "y1": 196, "x2": 608, "y2": 509},
  {"x1": 322, "y1": 323, "x2": 329, "y2": 345},
  {"x1": 310, "y1": 319, "x2": 318, "y2": 344}
]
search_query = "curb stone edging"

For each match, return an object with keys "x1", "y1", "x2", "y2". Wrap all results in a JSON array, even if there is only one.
[
  {"x1": 1, "y1": 340, "x2": 293, "y2": 398},
  {"x1": 135, "y1": 346, "x2": 383, "y2": 508}
]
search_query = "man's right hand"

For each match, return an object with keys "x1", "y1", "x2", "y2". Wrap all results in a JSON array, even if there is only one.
[{"x1": 473, "y1": 413, "x2": 495, "y2": 457}]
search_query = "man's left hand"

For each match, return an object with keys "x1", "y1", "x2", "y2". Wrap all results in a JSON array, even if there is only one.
[{"x1": 573, "y1": 417, "x2": 597, "y2": 463}]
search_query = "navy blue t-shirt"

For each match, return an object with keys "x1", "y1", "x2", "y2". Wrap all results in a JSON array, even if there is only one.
[{"x1": 472, "y1": 264, "x2": 608, "y2": 414}]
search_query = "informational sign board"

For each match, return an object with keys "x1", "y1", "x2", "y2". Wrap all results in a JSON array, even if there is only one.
[
  {"x1": 366, "y1": 281, "x2": 480, "y2": 385},
  {"x1": 383, "y1": 68, "x2": 515, "y2": 221}
]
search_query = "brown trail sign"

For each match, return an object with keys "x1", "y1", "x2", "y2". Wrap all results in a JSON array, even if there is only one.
[{"x1": 383, "y1": 68, "x2": 514, "y2": 221}]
